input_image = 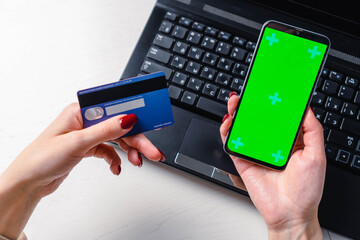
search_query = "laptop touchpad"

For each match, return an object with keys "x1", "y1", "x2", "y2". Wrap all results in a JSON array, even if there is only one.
[{"x1": 177, "y1": 118, "x2": 239, "y2": 176}]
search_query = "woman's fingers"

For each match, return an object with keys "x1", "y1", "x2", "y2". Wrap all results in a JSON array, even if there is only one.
[
  {"x1": 220, "y1": 116, "x2": 233, "y2": 143},
  {"x1": 121, "y1": 134, "x2": 165, "y2": 162},
  {"x1": 300, "y1": 108, "x2": 326, "y2": 165},
  {"x1": 112, "y1": 136, "x2": 163, "y2": 166},
  {"x1": 76, "y1": 114, "x2": 138, "y2": 153},
  {"x1": 302, "y1": 108, "x2": 324, "y2": 150},
  {"x1": 87, "y1": 143, "x2": 122, "y2": 175},
  {"x1": 127, "y1": 147, "x2": 143, "y2": 167},
  {"x1": 228, "y1": 94, "x2": 240, "y2": 117},
  {"x1": 220, "y1": 94, "x2": 240, "y2": 143}
]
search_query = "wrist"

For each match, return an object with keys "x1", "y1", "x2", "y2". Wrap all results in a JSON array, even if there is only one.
[
  {"x1": 0, "y1": 170, "x2": 41, "y2": 239},
  {"x1": 267, "y1": 215, "x2": 323, "y2": 240}
]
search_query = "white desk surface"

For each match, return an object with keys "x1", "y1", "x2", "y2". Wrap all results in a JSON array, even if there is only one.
[{"x1": 0, "y1": 1, "x2": 348, "y2": 239}]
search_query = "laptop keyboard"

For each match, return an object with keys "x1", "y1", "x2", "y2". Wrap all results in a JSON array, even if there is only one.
[{"x1": 139, "y1": 11, "x2": 360, "y2": 175}]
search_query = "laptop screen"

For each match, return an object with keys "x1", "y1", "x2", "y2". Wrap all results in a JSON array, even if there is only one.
[{"x1": 251, "y1": 0, "x2": 360, "y2": 38}]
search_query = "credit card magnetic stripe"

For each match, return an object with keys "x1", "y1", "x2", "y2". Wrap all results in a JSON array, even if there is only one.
[{"x1": 78, "y1": 72, "x2": 167, "y2": 108}]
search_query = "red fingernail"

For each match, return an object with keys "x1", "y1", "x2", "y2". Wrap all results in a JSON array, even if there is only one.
[
  {"x1": 157, "y1": 148, "x2": 166, "y2": 162},
  {"x1": 117, "y1": 165, "x2": 121, "y2": 175},
  {"x1": 229, "y1": 91, "x2": 237, "y2": 98},
  {"x1": 222, "y1": 113, "x2": 230, "y2": 123},
  {"x1": 120, "y1": 114, "x2": 138, "y2": 129},
  {"x1": 138, "y1": 152, "x2": 143, "y2": 167}
]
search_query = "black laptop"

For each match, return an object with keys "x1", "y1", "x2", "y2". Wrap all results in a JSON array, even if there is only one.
[{"x1": 121, "y1": 0, "x2": 360, "y2": 238}]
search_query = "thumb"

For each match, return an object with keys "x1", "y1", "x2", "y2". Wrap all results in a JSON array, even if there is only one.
[{"x1": 78, "y1": 113, "x2": 138, "y2": 150}]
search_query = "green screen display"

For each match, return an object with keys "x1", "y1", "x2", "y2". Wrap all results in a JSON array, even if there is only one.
[{"x1": 227, "y1": 27, "x2": 328, "y2": 168}]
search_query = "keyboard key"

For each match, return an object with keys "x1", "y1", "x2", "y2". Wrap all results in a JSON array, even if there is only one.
[
  {"x1": 345, "y1": 76, "x2": 359, "y2": 88},
  {"x1": 192, "y1": 21, "x2": 205, "y2": 31},
  {"x1": 324, "y1": 112, "x2": 341, "y2": 127},
  {"x1": 196, "y1": 96, "x2": 227, "y2": 118},
  {"x1": 202, "y1": 52, "x2": 219, "y2": 66},
  {"x1": 185, "y1": 61, "x2": 201, "y2": 75},
  {"x1": 325, "y1": 144, "x2": 337, "y2": 159},
  {"x1": 201, "y1": 36, "x2": 217, "y2": 50},
  {"x1": 159, "y1": 21, "x2": 173, "y2": 34},
  {"x1": 187, "y1": 77, "x2": 203, "y2": 92},
  {"x1": 170, "y1": 55, "x2": 186, "y2": 69},
  {"x1": 230, "y1": 78, "x2": 244, "y2": 91},
  {"x1": 218, "y1": 88, "x2": 231, "y2": 102},
  {"x1": 218, "y1": 31, "x2": 231, "y2": 41},
  {"x1": 173, "y1": 41, "x2": 189, "y2": 55},
  {"x1": 316, "y1": 77, "x2": 324, "y2": 90},
  {"x1": 312, "y1": 107, "x2": 326, "y2": 122},
  {"x1": 340, "y1": 118, "x2": 360, "y2": 136},
  {"x1": 322, "y1": 80, "x2": 339, "y2": 95},
  {"x1": 215, "y1": 72, "x2": 231, "y2": 86},
  {"x1": 186, "y1": 31, "x2": 202, "y2": 44},
  {"x1": 202, "y1": 83, "x2": 218, "y2": 97},
  {"x1": 217, "y1": 57, "x2": 233, "y2": 71},
  {"x1": 181, "y1": 91, "x2": 197, "y2": 105},
  {"x1": 233, "y1": 36, "x2": 246, "y2": 46},
  {"x1": 246, "y1": 41, "x2": 256, "y2": 50},
  {"x1": 325, "y1": 96, "x2": 342, "y2": 112},
  {"x1": 232, "y1": 63, "x2": 248, "y2": 77},
  {"x1": 355, "y1": 91, "x2": 360, "y2": 104},
  {"x1": 328, "y1": 129, "x2": 356, "y2": 149},
  {"x1": 321, "y1": 68, "x2": 329, "y2": 77},
  {"x1": 341, "y1": 102, "x2": 358, "y2": 117},
  {"x1": 336, "y1": 149, "x2": 350, "y2": 164},
  {"x1": 168, "y1": 85, "x2": 182, "y2": 100},
  {"x1": 141, "y1": 60, "x2": 173, "y2": 80},
  {"x1": 205, "y1": 26, "x2": 218, "y2": 36},
  {"x1": 153, "y1": 34, "x2": 174, "y2": 49},
  {"x1": 329, "y1": 71, "x2": 343, "y2": 82},
  {"x1": 188, "y1": 46, "x2": 203, "y2": 60},
  {"x1": 172, "y1": 71, "x2": 188, "y2": 85},
  {"x1": 357, "y1": 140, "x2": 360, "y2": 152},
  {"x1": 245, "y1": 52, "x2": 253, "y2": 64},
  {"x1": 216, "y1": 42, "x2": 232, "y2": 55},
  {"x1": 164, "y1": 12, "x2": 177, "y2": 21},
  {"x1": 323, "y1": 126, "x2": 330, "y2": 141},
  {"x1": 351, "y1": 155, "x2": 360, "y2": 169},
  {"x1": 200, "y1": 66, "x2": 216, "y2": 81},
  {"x1": 172, "y1": 25, "x2": 188, "y2": 39},
  {"x1": 230, "y1": 47, "x2": 247, "y2": 61},
  {"x1": 147, "y1": 47, "x2": 171, "y2": 64},
  {"x1": 338, "y1": 85, "x2": 354, "y2": 100},
  {"x1": 179, "y1": 17, "x2": 192, "y2": 26},
  {"x1": 311, "y1": 91, "x2": 326, "y2": 106}
]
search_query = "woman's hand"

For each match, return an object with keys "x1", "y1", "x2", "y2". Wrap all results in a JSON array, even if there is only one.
[
  {"x1": 220, "y1": 94, "x2": 326, "y2": 239},
  {"x1": 0, "y1": 103, "x2": 164, "y2": 239}
]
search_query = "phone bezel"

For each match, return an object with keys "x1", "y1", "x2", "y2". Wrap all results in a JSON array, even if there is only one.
[{"x1": 224, "y1": 20, "x2": 330, "y2": 170}]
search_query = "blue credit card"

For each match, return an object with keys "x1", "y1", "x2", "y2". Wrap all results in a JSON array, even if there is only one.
[{"x1": 77, "y1": 72, "x2": 174, "y2": 137}]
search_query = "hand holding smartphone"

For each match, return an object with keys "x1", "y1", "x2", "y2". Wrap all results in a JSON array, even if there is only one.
[{"x1": 224, "y1": 20, "x2": 330, "y2": 170}]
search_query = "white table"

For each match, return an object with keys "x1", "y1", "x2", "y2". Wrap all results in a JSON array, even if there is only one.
[{"x1": 0, "y1": 1, "x2": 347, "y2": 239}]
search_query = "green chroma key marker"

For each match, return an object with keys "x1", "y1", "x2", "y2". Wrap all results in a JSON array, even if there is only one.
[
  {"x1": 265, "y1": 33, "x2": 279, "y2": 46},
  {"x1": 231, "y1": 137, "x2": 244, "y2": 149},
  {"x1": 308, "y1": 46, "x2": 321, "y2": 59},
  {"x1": 272, "y1": 150, "x2": 284, "y2": 163},
  {"x1": 269, "y1": 92, "x2": 281, "y2": 105},
  {"x1": 227, "y1": 25, "x2": 328, "y2": 168}
]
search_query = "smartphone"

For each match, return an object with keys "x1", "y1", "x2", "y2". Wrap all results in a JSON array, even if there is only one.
[{"x1": 224, "y1": 20, "x2": 330, "y2": 170}]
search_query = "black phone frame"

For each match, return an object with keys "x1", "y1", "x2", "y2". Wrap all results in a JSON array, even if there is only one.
[{"x1": 224, "y1": 20, "x2": 331, "y2": 170}]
